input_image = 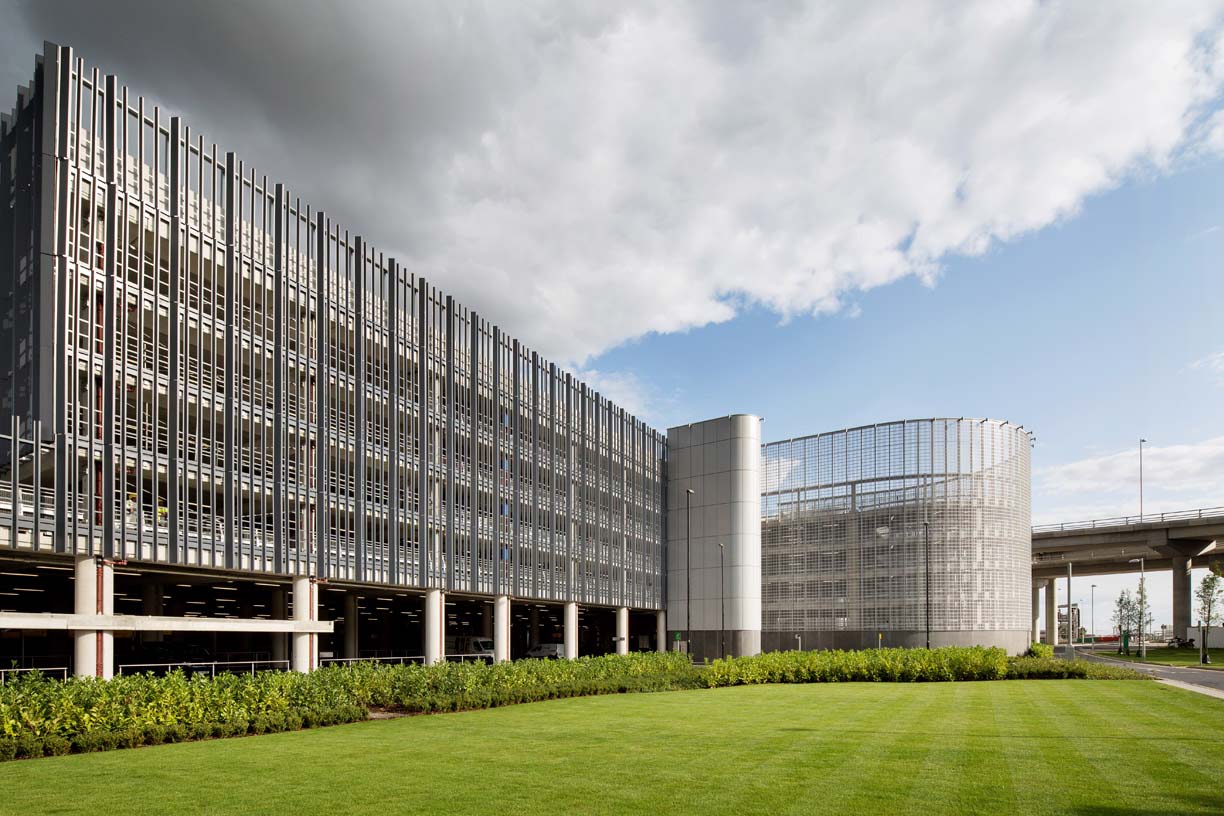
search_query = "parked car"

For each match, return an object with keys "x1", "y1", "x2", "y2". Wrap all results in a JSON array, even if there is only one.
[{"x1": 525, "y1": 643, "x2": 565, "y2": 659}]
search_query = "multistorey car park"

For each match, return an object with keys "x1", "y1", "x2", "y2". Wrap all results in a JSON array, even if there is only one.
[
  {"x1": 759, "y1": 419, "x2": 1032, "y2": 655},
  {"x1": 0, "y1": 43, "x2": 667, "y2": 677},
  {"x1": 2, "y1": 44, "x2": 1062, "y2": 676}
]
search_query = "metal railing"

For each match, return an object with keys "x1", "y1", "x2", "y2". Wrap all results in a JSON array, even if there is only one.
[
  {"x1": 117, "y1": 659, "x2": 290, "y2": 677},
  {"x1": 1033, "y1": 506, "x2": 1224, "y2": 534},
  {"x1": 319, "y1": 655, "x2": 425, "y2": 667},
  {"x1": 319, "y1": 653, "x2": 492, "y2": 667},
  {"x1": 0, "y1": 666, "x2": 69, "y2": 684}
]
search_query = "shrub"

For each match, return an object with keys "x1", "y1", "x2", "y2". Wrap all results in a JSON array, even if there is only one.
[
  {"x1": 71, "y1": 732, "x2": 103, "y2": 754},
  {"x1": 1006, "y1": 657, "x2": 1146, "y2": 680},
  {"x1": 116, "y1": 728, "x2": 144, "y2": 749},
  {"x1": 0, "y1": 738, "x2": 16, "y2": 762},
  {"x1": 701, "y1": 647, "x2": 1010, "y2": 687},
  {"x1": 42, "y1": 734, "x2": 71, "y2": 756},
  {"x1": 1025, "y1": 642, "x2": 1055, "y2": 659},
  {"x1": 15, "y1": 734, "x2": 44, "y2": 759}
]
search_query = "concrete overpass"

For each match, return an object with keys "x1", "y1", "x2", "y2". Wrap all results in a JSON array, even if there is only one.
[{"x1": 1031, "y1": 507, "x2": 1224, "y2": 646}]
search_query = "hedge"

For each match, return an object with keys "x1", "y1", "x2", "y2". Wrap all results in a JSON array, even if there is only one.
[
  {"x1": 1005, "y1": 656, "x2": 1146, "y2": 680},
  {"x1": 1025, "y1": 642, "x2": 1055, "y2": 659},
  {"x1": 0, "y1": 653, "x2": 698, "y2": 760},
  {"x1": 0, "y1": 648, "x2": 1148, "y2": 762},
  {"x1": 703, "y1": 646, "x2": 1012, "y2": 686}
]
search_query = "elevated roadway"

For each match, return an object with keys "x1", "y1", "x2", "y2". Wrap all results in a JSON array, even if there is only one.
[{"x1": 1031, "y1": 507, "x2": 1224, "y2": 647}]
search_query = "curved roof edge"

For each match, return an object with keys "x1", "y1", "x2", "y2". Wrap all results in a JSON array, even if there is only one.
[{"x1": 763, "y1": 417, "x2": 1033, "y2": 447}]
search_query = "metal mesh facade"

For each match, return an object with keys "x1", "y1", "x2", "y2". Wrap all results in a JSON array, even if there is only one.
[
  {"x1": 0, "y1": 45, "x2": 665, "y2": 609},
  {"x1": 761, "y1": 419, "x2": 1031, "y2": 650}
]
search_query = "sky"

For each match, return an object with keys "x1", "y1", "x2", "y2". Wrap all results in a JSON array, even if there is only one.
[{"x1": 3, "y1": 1, "x2": 1222, "y2": 635}]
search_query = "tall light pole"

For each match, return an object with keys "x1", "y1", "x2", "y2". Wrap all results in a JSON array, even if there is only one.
[
  {"x1": 1129, "y1": 557, "x2": 1146, "y2": 659},
  {"x1": 718, "y1": 541, "x2": 726, "y2": 659},
  {"x1": 1138, "y1": 438, "x2": 1146, "y2": 520},
  {"x1": 923, "y1": 515, "x2": 931, "y2": 650},
  {"x1": 685, "y1": 487, "x2": 694, "y2": 655}
]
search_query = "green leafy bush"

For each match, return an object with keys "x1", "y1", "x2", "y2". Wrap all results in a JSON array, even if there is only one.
[
  {"x1": 0, "y1": 648, "x2": 1146, "y2": 764},
  {"x1": 1005, "y1": 657, "x2": 1146, "y2": 680},
  {"x1": 701, "y1": 647, "x2": 1010, "y2": 687},
  {"x1": 1025, "y1": 642, "x2": 1055, "y2": 659},
  {"x1": 0, "y1": 653, "x2": 697, "y2": 761}
]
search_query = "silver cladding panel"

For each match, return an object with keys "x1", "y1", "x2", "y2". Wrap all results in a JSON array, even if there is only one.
[
  {"x1": 665, "y1": 415, "x2": 762, "y2": 638},
  {"x1": 0, "y1": 45, "x2": 666, "y2": 609},
  {"x1": 761, "y1": 419, "x2": 1031, "y2": 638}
]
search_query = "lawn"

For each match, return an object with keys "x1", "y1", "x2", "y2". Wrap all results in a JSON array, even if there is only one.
[
  {"x1": 1, "y1": 681, "x2": 1221, "y2": 815},
  {"x1": 1107, "y1": 648, "x2": 1224, "y2": 669}
]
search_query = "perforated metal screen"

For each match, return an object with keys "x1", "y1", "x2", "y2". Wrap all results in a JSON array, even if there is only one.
[{"x1": 761, "y1": 419, "x2": 1030, "y2": 638}]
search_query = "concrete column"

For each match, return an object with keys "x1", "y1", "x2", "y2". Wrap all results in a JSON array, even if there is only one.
[
  {"x1": 73, "y1": 554, "x2": 114, "y2": 679},
  {"x1": 1044, "y1": 578, "x2": 1058, "y2": 646},
  {"x1": 564, "y1": 602, "x2": 578, "y2": 660},
  {"x1": 143, "y1": 579, "x2": 164, "y2": 643},
  {"x1": 529, "y1": 606, "x2": 540, "y2": 647},
  {"x1": 656, "y1": 610, "x2": 667, "y2": 653},
  {"x1": 270, "y1": 588, "x2": 288, "y2": 664},
  {"x1": 424, "y1": 588, "x2": 442, "y2": 665},
  {"x1": 344, "y1": 591, "x2": 359, "y2": 659},
  {"x1": 616, "y1": 607, "x2": 629, "y2": 655},
  {"x1": 494, "y1": 594, "x2": 510, "y2": 663},
  {"x1": 1031, "y1": 584, "x2": 1040, "y2": 644},
  {"x1": 291, "y1": 575, "x2": 316, "y2": 673},
  {"x1": 1173, "y1": 556, "x2": 1192, "y2": 640}
]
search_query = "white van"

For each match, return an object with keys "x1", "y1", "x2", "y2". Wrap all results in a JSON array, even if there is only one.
[
  {"x1": 446, "y1": 636, "x2": 495, "y2": 661},
  {"x1": 525, "y1": 643, "x2": 566, "y2": 660}
]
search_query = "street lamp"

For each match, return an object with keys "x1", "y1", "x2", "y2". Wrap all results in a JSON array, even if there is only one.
[
  {"x1": 922, "y1": 515, "x2": 931, "y2": 650},
  {"x1": 718, "y1": 541, "x2": 726, "y2": 659},
  {"x1": 794, "y1": 633, "x2": 802, "y2": 652},
  {"x1": 1129, "y1": 557, "x2": 1146, "y2": 659},
  {"x1": 685, "y1": 488, "x2": 694, "y2": 655},
  {"x1": 1138, "y1": 438, "x2": 1146, "y2": 520}
]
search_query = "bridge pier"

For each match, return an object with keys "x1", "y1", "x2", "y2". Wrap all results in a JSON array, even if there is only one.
[
  {"x1": 1031, "y1": 585, "x2": 1040, "y2": 644},
  {"x1": 1044, "y1": 578, "x2": 1057, "y2": 646},
  {"x1": 1173, "y1": 556, "x2": 1192, "y2": 641}
]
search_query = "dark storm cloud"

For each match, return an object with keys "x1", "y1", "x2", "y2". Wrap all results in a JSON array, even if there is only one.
[{"x1": 3, "y1": 2, "x2": 1223, "y2": 422}]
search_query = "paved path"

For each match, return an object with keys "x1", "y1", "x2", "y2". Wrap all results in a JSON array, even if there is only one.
[{"x1": 1080, "y1": 649, "x2": 1224, "y2": 697}]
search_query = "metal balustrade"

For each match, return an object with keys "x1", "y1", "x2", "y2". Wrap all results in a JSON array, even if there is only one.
[
  {"x1": 117, "y1": 659, "x2": 291, "y2": 677},
  {"x1": 0, "y1": 667, "x2": 70, "y2": 684},
  {"x1": 1032, "y1": 506, "x2": 1224, "y2": 534}
]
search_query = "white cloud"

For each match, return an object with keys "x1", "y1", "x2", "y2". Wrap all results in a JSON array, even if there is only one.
[
  {"x1": 571, "y1": 367, "x2": 662, "y2": 425},
  {"x1": 1034, "y1": 436, "x2": 1224, "y2": 524},
  {"x1": 1191, "y1": 350, "x2": 1224, "y2": 383},
  {"x1": 10, "y1": 2, "x2": 1224, "y2": 367}
]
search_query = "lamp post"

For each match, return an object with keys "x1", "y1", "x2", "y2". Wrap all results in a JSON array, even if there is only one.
[
  {"x1": 923, "y1": 516, "x2": 931, "y2": 650},
  {"x1": 1129, "y1": 557, "x2": 1146, "y2": 659},
  {"x1": 685, "y1": 487, "x2": 694, "y2": 655},
  {"x1": 718, "y1": 541, "x2": 726, "y2": 659},
  {"x1": 1138, "y1": 438, "x2": 1146, "y2": 520},
  {"x1": 794, "y1": 633, "x2": 802, "y2": 652}
]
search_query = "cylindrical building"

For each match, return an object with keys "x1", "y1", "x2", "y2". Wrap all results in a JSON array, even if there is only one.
[{"x1": 761, "y1": 419, "x2": 1031, "y2": 653}]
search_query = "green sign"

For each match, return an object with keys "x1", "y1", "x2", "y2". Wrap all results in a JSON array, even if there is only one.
[{"x1": 674, "y1": 631, "x2": 681, "y2": 641}]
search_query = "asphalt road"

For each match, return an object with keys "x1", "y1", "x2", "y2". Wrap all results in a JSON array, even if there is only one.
[{"x1": 1079, "y1": 649, "x2": 1224, "y2": 693}]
